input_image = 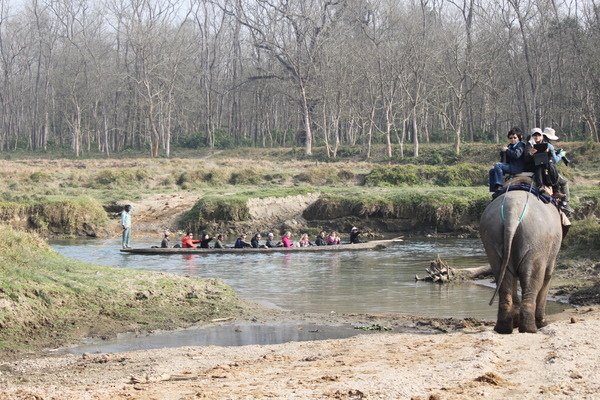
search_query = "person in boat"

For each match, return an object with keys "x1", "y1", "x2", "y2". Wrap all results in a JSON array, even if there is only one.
[
  {"x1": 281, "y1": 231, "x2": 294, "y2": 248},
  {"x1": 298, "y1": 233, "x2": 313, "y2": 247},
  {"x1": 265, "y1": 232, "x2": 278, "y2": 248},
  {"x1": 214, "y1": 234, "x2": 225, "y2": 249},
  {"x1": 199, "y1": 233, "x2": 213, "y2": 249},
  {"x1": 349, "y1": 227, "x2": 363, "y2": 244},
  {"x1": 120, "y1": 204, "x2": 132, "y2": 249},
  {"x1": 251, "y1": 233, "x2": 266, "y2": 248},
  {"x1": 234, "y1": 233, "x2": 252, "y2": 248},
  {"x1": 181, "y1": 231, "x2": 201, "y2": 248},
  {"x1": 181, "y1": 231, "x2": 200, "y2": 248},
  {"x1": 314, "y1": 230, "x2": 327, "y2": 246},
  {"x1": 326, "y1": 231, "x2": 341, "y2": 245},
  {"x1": 160, "y1": 230, "x2": 170, "y2": 248},
  {"x1": 488, "y1": 127, "x2": 526, "y2": 192}
]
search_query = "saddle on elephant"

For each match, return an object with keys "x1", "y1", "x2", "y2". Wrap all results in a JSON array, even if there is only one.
[{"x1": 492, "y1": 176, "x2": 571, "y2": 237}]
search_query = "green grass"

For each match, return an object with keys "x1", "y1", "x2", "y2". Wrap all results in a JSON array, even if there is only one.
[
  {"x1": 0, "y1": 224, "x2": 244, "y2": 354},
  {"x1": 364, "y1": 163, "x2": 488, "y2": 187},
  {"x1": 0, "y1": 142, "x2": 598, "y2": 237},
  {"x1": 0, "y1": 196, "x2": 108, "y2": 236},
  {"x1": 301, "y1": 187, "x2": 489, "y2": 232},
  {"x1": 570, "y1": 186, "x2": 600, "y2": 214},
  {"x1": 562, "y1": 218, "x2": 600, "y2": 259}
]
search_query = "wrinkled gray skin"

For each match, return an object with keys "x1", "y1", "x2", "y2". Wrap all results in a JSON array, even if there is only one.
[{"x1": 480, "y1": 190, "x2": 562, "y2": 334}]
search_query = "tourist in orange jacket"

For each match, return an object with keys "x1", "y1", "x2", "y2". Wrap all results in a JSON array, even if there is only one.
[{"x1": 181, "y1": 231, "x2": 201, "y2": 248}]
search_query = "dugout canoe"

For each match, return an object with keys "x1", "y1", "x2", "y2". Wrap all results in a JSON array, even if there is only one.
[{"x1": 119, "y1": 238, "x2": 403, "y2": 255}]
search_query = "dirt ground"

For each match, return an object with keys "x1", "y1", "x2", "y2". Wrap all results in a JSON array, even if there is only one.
[{"x1": 1, "y1": 307, "x2": 599, "y2": 400}]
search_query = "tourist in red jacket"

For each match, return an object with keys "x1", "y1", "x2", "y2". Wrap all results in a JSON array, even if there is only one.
[
  {"x1": 281, "y1": 231, "x2": 294, "y2": 248},
  {"x1": 181, "y1": 231, "x2": 201, "y2": 248}
]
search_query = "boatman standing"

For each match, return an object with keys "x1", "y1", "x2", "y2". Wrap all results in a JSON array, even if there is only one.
[
  {"x1": 349, "y1": 227, "x2": 363, "y2": 244},
  {"x1": 120, "y1": 204, "x2": 132, "y2": 249}
]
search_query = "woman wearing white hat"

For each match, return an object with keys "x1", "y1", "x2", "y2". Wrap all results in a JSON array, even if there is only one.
[
  {"x1": 541, "y1": 127, "x2": 573, "y2": 214},
  {"x1": 526, "y1": 127, "x2": 560, "y2": 190},
  {"x1": 525, "y1": 127, "x2": 574, "y2": 214}
]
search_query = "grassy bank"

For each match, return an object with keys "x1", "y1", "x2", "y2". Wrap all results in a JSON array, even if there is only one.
[
  {"x1": 0, "y1": 142, "x2": 598, "y2": 237},
  {"x1": 0, "y1": 196, "x2": 108, "y2": 236},
  {"x1": 178, "y1": 186, "x2": 490, "y2": 235},
  {"x1": 303, "y1": 187, "x2": 489, "y2": 233},
  {"x1": 0, "y1": 225, "x2": 244, "y2": 355},
  {"x1": 1, "y1": 142, "x2": 595, "y2": 201}
]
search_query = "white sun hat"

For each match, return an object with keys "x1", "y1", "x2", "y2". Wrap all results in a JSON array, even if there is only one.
[
  {"x1": 530, "y1": 127, "x2": 543, "y2": 135},
  {"x1": 542, "y1": 127, "x2": 559, "y2": 141}
]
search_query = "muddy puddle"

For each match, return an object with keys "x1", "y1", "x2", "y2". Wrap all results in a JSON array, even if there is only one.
[{"x1": 64, "y1": 322, "x2": 405, "y2": 354}]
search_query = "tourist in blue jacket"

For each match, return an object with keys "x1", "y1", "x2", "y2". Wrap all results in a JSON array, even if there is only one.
[{"x1": 488, "y1": 127, "x2": 526, "y2": 192}]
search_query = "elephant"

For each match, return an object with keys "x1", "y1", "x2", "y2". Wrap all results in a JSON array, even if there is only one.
[{"x1": 479, "y1": 190, "x2": 563, "y2": 334}]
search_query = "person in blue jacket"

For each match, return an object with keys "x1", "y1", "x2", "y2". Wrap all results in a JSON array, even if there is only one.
[{"x1": 488, "y1": 127, "x2": 526, "y2": 192}]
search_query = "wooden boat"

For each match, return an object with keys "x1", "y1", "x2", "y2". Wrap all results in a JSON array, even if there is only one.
[{"x1": 120, "y1": 238, "x2": 403, "y2": 255}]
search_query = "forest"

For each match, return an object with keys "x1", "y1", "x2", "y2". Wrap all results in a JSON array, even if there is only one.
[{"x1": 1, "y1": 0, "x2": 599, "y2": 158}]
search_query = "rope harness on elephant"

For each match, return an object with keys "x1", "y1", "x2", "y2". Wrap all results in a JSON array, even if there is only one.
[{"x1": 500, "y1": 183, "x2": 533, "y2": 224}]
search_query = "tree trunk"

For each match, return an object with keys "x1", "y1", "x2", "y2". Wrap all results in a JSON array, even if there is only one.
[
  {"x1": 300, "y1": 82, "x2": 312, "y2": 155},
  {"x1": 412, "y1": 105, "x2": 419, "y2": 158}
]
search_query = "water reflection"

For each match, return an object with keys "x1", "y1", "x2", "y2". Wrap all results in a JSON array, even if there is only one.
[
  {"x1": 51, "y1": 237, "x2": 566, "y2": 320},
  {"x1": 68, "y1": 322, "x2": 385, "y2": 354}
]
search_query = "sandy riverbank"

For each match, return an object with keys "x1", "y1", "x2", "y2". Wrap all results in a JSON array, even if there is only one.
[{"x1": 1, "y1": 306, "x2": 599, "y2": 400}]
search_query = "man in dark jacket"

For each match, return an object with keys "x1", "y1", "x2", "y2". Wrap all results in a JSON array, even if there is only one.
[
  {"x1": 349, "y1": 227, "x2": 362, "y2": 244},
  {"x1": 265, "y1": 233, "x2": 277, "y2": 248},
  {"x1": 314, "y1": 231, "x2": 327, "y2": 246},
  {"x1": 234, "y1": 233, "x2": 252, "y2": 248},
  {"x1": 250, "y1": 233, "x2": 264, "y2": 248},
  {"x1": 488, "y1": 127, "x2": 526, "y2": 192}
]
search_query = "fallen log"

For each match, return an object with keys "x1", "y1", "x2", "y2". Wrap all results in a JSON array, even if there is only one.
[{"x1": 415, "y1": 256, "x2": 492, "y2": 283}]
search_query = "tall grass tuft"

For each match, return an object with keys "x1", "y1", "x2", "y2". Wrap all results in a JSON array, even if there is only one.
[{"x1": 364, "y1": 164, "x2": 487, "y2": 187}]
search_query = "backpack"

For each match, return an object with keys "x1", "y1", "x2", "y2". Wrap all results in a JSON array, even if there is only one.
[{"x1": 541, "y1": 162, "x2": 559, "y2": 188}]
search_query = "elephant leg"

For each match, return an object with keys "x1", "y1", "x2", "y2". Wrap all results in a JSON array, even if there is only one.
[
  {"x1": 535, "y1": 271, "x2": 553, "y2": 328},
  {"x1": 511, "y1": 279, "x2": 521, "y2": 328},
  {"x1": 519, "y1": 265, "x2": 544, "y2": 333},
  {"x1": 494, "y1": 272, "x2": 515, "y2": 334}
]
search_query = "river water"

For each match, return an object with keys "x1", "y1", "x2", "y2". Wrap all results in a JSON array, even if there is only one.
[{"x1": 50, "y1": 237, "x2": 567, "y2": 353}]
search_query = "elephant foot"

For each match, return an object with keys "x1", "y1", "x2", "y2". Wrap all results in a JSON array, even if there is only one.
[
  {"x1": 518, "y1": 322, "x2": 537, "y2": 333},
  {"x1": 519, "y1": 310, "x2": 538, "y2": 333},
  {"x1": 512, "y1": 314, "x2": 521, "y2": 328},
  {"x1": 494, "y1": 323, "x2": 513, "y2": 334},
  {"x1": 536, "y1": 319, "x2": 549, "y2": 329}
]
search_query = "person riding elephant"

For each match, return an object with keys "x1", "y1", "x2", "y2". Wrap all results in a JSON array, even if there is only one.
[
  {"x1": 480, "y1": 190, "x2": 562, "y2": 334},
  {"x1": 488, "y1": 127, "x2": 526, "y2": 192},
  {"x1": 541, "y1": 127, "x2": 573, "y2": 215},
  {"x1": 524, "y1": 127, "x2": 561, "y2": 194}
]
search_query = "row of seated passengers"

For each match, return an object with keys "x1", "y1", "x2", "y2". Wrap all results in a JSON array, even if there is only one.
[
  {"x1": 488, "y1": 126, "x2": 572, "y2": 214},
  {"x1": 160, "y1": 227, "x2": 363, "y2": 249}
]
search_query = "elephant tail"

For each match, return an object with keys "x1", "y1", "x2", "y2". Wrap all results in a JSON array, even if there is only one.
[{"x1": 488, "y1": 216, "x2": 520, "y2": 306}]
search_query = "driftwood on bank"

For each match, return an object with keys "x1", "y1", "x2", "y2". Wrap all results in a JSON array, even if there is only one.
[{"x1": 415, "y1": 256, "x2": 493, "y2": 283}]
